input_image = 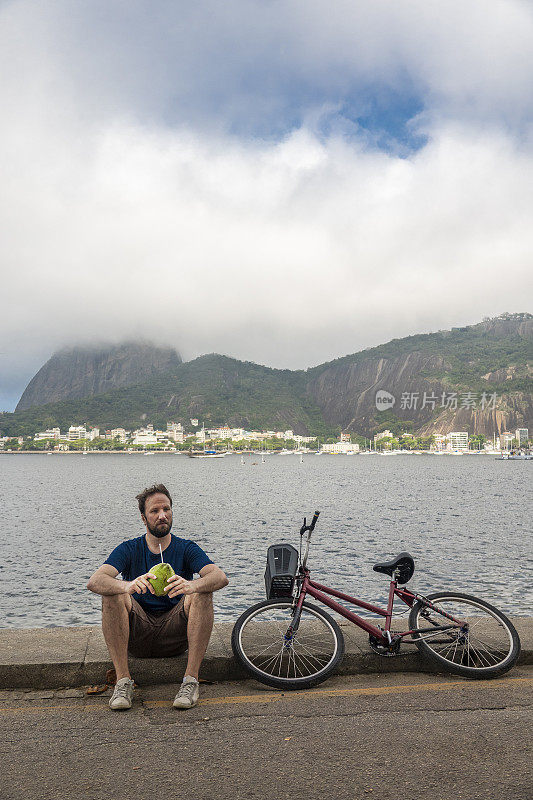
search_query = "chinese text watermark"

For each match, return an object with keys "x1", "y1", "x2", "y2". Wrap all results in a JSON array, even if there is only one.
[{"x1": 375, "y1": 390, "x2": 498, "y2": 412}]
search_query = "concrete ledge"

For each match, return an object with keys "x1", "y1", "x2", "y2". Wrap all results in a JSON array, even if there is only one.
[{"x1": 1, "y1": 618, "x2": 531, "y2": 690}]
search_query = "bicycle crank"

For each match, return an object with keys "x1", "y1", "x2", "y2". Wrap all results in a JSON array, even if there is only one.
[{"x1": 368, "y1": 634, "x2": 402, "y2": 657}]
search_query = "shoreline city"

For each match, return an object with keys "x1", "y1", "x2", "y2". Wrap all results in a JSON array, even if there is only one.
[{"x1": 0, "y1": 420, "x2": 530, "y2": 456}]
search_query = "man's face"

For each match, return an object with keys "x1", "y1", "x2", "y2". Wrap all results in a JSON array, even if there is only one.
[{"x1": 142, "y1": 492, "x2": 173, "y2": 538}]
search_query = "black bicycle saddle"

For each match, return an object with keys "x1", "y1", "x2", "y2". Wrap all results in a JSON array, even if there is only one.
[{"x1": 373, "y1": 552, "x2": 415, "y2": 584}]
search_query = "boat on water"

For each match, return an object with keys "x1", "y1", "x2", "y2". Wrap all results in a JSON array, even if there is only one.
[
  {"x1": 496, "y1": 451, "x2": 532, "y2": 460},
  {"x1": 188, "y1": 448, "x2": 225, "y2": 459}
]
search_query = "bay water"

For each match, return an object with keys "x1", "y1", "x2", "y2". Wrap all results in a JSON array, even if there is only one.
[{"x1": 1, "y1": 453, "x2": 531, "y2": 628}]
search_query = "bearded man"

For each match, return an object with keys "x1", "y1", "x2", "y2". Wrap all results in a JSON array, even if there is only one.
[{"x1": 87, "y1": 483, "x2": 228, "y2": 711}]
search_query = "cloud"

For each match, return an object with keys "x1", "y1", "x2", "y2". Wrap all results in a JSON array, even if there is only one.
[{"x1": 1, "y1": 1, "x2": 532, "y2": 409}]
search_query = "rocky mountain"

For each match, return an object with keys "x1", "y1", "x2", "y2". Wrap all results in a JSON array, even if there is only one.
[
  {"x1": 3, "y1": 314, "x2": 531, "y2": 438},
  {"x1": 15, "y1": 342, "x2": 182, "y2": 411},
  {"x1": 306, "y1": 314, "x2": 532, "y2": 436}
]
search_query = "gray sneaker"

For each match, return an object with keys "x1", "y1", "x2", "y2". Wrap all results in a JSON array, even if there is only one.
[
  {"x1": 173, "y1": 677, "x2": 200, "y2": 709},
  {"x1": 109, "y1": 677, "x2": 135, "y2": 710}
]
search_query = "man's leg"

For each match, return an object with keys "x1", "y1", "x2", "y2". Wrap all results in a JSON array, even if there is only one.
[
  {"x1": 183, "y1": 592, "x2": 214, "y2": 679},
  {"x1": 102, "y1": 593, "x2": 132, "y2": 680}
]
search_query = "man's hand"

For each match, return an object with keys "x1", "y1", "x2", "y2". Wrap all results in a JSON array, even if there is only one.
[
  {"x1": 125, "y1": 572, "x2": 156, "y2": 595},
  {"x1": 164, "y1": 574, "x2": 195, "y2": 598}
]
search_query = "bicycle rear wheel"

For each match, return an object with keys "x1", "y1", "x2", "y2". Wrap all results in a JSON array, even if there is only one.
[
  {"x1": 408, "y1": 591, "x2": 521, "y2": 678},
  {"x1": 231, "y1": 598, "x2": 345, "y2": 689}
]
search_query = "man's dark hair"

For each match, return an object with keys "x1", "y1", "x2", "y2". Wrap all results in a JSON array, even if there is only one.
[{"x1": 136, "y1": 484, "x2": 173, "y2": 515}]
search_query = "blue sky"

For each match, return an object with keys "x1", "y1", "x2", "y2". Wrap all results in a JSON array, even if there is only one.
[{"x1": 1, "y1": 0, "x2": 532, "y2": 411}]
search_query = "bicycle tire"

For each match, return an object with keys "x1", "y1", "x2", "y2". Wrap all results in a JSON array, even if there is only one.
[
  {"x1": 408, "y1": 591, "x2": 521, "y2": 678},
  {"x1": 231, "y1": 598, "x2": 345, "y2": 689}
]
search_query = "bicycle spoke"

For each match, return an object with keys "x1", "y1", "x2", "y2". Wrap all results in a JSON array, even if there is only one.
[
  {"x1": 236, "y1": 600, "x2": 342, "y2": 685},
  {"x1": 411, "y1": 594, "x2": 517, "y2": 675}
]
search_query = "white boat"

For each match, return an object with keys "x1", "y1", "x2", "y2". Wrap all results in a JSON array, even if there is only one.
[
  {"x1": 188, "y1": 448, "x2": 225, "y2": 458},
  {"x1": 496, "y1": 452, "x2": 532, "y2": 460}
]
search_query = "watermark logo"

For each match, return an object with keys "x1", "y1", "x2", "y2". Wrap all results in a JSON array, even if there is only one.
[
  {"x1": 375, "y1": 390, "x2": 396, "y2": 410},
  {"x1": 375, "y1": 389, "x2": 498, "y2": 412}
]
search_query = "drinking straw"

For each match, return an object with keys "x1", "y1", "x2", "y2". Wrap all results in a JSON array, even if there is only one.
[{"x1": 159, "y1": 543, "x2": 163, "y2": 563}]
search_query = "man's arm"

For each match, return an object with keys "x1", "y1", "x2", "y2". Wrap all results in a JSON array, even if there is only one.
[
  {"x1": 86, "y1": 564, "x2": 156, "y2": 596},
  {"x1": 165, "y1": 564, "x2": 228, "y2": 599}
]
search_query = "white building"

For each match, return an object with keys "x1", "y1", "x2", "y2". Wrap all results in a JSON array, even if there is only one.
[
  {"x1": 293, "y1": 435, "x2": 317, "y2": 445},
  {"x1": 500, "y1": 431, "x2": 514, "y2": 450},
  {"x1": 110, "y1": 428, "x2": 127, "y2": 443},
  {"x1": 132, "y1": 428, "x2": 158, "y2": 446},
  {"x1": 34, "y1": 428, "x2": 61, "y2": 441},
  {"x1": 68, "y1": 425, "x2": 88, "y2": 440},
  {"x1": 87, "y1": 428, "x2": 100, "y2": 441},
  {"x1": 447, "y1": 431, "x2": 469, "y2": 450},
  {"x1": 374, "y1": 430, "x2": 393, "y2": 443},
  {"x1": 207, "y1": 426, "x2": 233, "y2": 440},
  {"x1": 167, "y1": 423, "x2": 184, "y2": 443},
  {"x1": 432, "y1": 434, "x2": 447, "y2": 451},
  {"x1": 321, "y1": 442, "x2": 360, "y2": 454},
  {"x1": 515, "y1": 428, "x2": 529, "y2": 446}
]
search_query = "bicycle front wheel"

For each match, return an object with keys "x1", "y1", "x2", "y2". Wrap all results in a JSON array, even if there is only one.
[
  {"x1": 231, "y1": 598, "x2": 345, "y2": 689},
  {"x1": 409, "y1": 591, "x2": 521, "y2": 678}
]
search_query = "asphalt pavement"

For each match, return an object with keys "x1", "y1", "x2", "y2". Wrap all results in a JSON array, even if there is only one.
[{"x1": 1, "y1": 666, "x2": 532, "y2": 800}]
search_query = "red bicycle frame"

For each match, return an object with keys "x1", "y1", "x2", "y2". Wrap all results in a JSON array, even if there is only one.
[{"x1": 295, "y1": 569, "x2": 421, "y2": 644}]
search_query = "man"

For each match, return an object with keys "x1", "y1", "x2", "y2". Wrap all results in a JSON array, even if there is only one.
[{"x1": 87, "y1": 483, "x2": 228, "y2": 711}]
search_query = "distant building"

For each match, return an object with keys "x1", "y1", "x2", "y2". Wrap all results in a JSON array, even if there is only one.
[
  {"x1": 87, "y1": 428, "x2": 100, "y2": 441},
  {"x1": 374, "y1": 430, "x2": 393, "y2": 443},
  {"x1": 515, "y1": 428, "x2": 529, "y2": 446},
  {"x1": 132, "y1": 428, "x2": 158, "y2": 446},
  {"x1": 432, "y1": 434, "x2": 447, "y2": 451},
  {"x1": 167, "y1": 423, "x2": 184, "y2": 443},
  {"x1": 35, "y1": 428, "x2": 61, "y2": 441},
  {"x1": 340, "y1": 432, "x2": 351, "y2": 442},
  {"x1": 321, "y1": 442, "x2": 360, "y2": 454},
  {"x1": 293, "y1": 435, "x2": 316, "y2": 445},
  {"x1": 447, "y1": 432, "x2": 469, "y2": 450},
  {"x1": 110, "y1": 428, "x2": 127, "y2": 443},
  {"x1": 207, "y1": 426, "x2": 233, "y2": 440},
  {"x1": 500, "y1": 432, "x2": 514, "y2": 450},
  {"x1": 68, "y1": 425, "x2": 88, "y2": 440}
]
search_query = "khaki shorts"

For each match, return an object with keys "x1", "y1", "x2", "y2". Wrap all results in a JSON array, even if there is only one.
[{"x1": 128, "y1": 597, "x2": 189, "y2": 658}]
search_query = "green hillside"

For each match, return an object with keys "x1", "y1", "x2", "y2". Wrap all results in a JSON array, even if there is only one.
[
  {"x1": 1, "y1": 314, "x2": 531, "y2": 438},
  {"x1": 308, "y1": 314, "x2": 532, "y2": 392},
  {"x1": 0, "y1": 355, "x2": 333, "y2": 437}
]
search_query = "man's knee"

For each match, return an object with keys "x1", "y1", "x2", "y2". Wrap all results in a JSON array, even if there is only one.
[
  {"x1": 102, "y1": 593, "x2": 131, "y2": 612},
  {"x1": 185, "y1": 591, "x2": 213, "y2": 614}
]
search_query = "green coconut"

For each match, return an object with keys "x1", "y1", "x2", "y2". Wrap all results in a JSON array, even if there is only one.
[{"x1": 149, "y1": 562, "x2": 175, "y2": 596}]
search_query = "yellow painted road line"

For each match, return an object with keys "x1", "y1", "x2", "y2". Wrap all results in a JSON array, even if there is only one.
[
  {"x1": 146, "y1": 676, "x2": 533, "y2": 708},
  {"x1": 0, "y1": 677, "x2": 531, "y2": 714}
]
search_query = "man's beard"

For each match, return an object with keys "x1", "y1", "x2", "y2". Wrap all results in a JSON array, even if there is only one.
[{"x1": 147, "y1": 519, "x2": 172, "y2": 538}]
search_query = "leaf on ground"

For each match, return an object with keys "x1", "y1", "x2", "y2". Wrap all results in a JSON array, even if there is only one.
[
  {"x1": 106, "y1": 669, "x2": 117, "y2": 685},
  {"x1": 86, "y1": 684, "x2": 108, "y2": 695}
]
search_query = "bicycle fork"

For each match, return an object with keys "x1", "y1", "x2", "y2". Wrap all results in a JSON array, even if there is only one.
[{"x1": 282, "y1": 586, "x2": 307, "y2": 647}]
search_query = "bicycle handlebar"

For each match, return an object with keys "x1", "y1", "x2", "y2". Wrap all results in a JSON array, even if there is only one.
[
  {"x1": 300, "y1": 511, "x2": 320, "y2": 536},
  {"x1": 300, "y1": 511, "x2": 319, "y2": 570}
]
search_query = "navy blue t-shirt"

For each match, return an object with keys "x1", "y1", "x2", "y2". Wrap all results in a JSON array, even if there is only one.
[{"x1": 104, "y1": 534, "x2": 213, "y2": 613}]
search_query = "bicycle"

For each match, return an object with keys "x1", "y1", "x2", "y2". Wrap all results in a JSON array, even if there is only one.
[{"x1": 231, "y1": 511, "x2": 521, "y2": 689}]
